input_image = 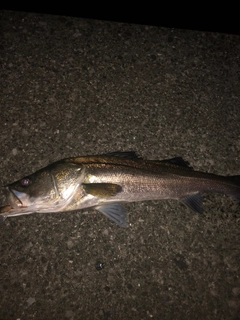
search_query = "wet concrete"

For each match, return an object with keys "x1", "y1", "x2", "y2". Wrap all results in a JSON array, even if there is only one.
[{"x1": 0, "y1": 10, "x2": 240, "y2": 320}]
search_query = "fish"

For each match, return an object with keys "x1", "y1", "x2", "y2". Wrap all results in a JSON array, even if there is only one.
[{"x1": 0, "y1": 151, "x2": 239, "y2": 227}]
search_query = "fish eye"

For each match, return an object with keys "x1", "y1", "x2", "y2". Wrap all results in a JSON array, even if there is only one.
[{"x1": 20, "y1": 178, "x2": 31, "y2": 187}]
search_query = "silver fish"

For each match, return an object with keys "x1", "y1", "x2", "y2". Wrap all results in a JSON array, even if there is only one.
[{"x1": 0, "y1": 152, "x2": 239, "y2": 227}]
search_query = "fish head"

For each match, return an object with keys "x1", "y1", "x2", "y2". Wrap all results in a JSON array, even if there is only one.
[{"x1": 3, "y1": 161, "x2": 84, "y2": 216}]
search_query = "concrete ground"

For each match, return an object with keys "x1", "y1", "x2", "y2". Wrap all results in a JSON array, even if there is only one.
[{"x1": 0, "y1": 10, "x2": 240, "y2": 320}]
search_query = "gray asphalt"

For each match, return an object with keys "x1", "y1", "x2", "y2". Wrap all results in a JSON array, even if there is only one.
[{"x1": 0, "y1": 10, "x2": 240, "y2": 320}]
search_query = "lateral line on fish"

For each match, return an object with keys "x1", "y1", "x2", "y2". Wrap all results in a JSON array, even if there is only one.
[{"x1": 72, "y1": 161, "x2": 172, "y2": 173}]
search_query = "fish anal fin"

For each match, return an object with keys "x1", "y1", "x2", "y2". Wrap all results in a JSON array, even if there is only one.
[
  {"x1": 83, "y1": 183, "x2": 122, "y2": 198},
  {"x1": 180, "y1": 193, "x2": 203, "y2": 214},
  {"x1": 96, "y1": 203, "x2": 128, "y2": 227}
]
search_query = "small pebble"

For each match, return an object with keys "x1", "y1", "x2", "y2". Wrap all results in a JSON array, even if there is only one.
[
  {"x1": 96, "y1": 262, "x2": 104, "y2": 271},
  {"x1": 12, "y1": 148, "x2": 18, "y2": 155},
  {"x1": 27, "y1": 297, "x2": 35, "y2": 306}
]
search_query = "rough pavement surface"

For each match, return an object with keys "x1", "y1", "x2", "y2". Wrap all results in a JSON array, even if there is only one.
[{"x1": 0, "y1": 10, "x2": 240, "y2": 320}]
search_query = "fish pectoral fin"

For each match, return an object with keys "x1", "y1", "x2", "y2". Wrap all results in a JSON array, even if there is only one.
[
  {"x1": 96, "y1": 203, "x2": 128, "y2": 228},
  {"x1": 180, "y1": 193, "x2": 203, "y2": 214},
  {"x1": 82, "y1": 183, "x2": 122, "y2": 198}
]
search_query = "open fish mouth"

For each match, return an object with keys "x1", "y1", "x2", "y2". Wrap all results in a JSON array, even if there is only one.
[
  {"x1": 0, "y1": 188, "x2": 29, "y2": 221},
  {"x1": 0, "y1": 186, "x2": 52, "y2": 218},
  {"x1": 5, "y1": 187, "x2": 26, "y2": 209}
]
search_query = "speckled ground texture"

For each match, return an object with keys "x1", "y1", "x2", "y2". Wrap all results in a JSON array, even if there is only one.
[{"x1": 0, "y1": 10, "x2": 240, "y2": 320}]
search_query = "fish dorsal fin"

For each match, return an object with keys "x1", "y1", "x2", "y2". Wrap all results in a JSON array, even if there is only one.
[
  {"x1": 180, "y1": 193, "x2": 203, "y2": 214},
  {"x1": 82, "y1": 183, "x2": 122, "y2": 198},
  {"x1": 103, "y1": 151, "x2": 140, "y2": 159},
  {"x1": 96, "y1": 203, "x2": 128, "y2": 227},
  {"x1": 154, "y1": 157, "x2": 192, "y2": 169}
]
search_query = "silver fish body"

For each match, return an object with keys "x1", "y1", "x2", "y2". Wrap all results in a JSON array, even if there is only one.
[{"x1": 1, "y1": 152, "x2": 240, "y2": 227}]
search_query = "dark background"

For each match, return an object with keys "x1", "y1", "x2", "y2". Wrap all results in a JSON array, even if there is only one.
[{"x1": 1, "y1": 5, "x2": 240, "y2": 35}]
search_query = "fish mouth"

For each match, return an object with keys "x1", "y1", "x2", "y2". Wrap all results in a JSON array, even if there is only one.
[
  {"x1": 0, "y1": 187, "x2": 35, "y2": 219},
  {"x1": 5, "y1": 187, "x2": 26, "y2": 209}
]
